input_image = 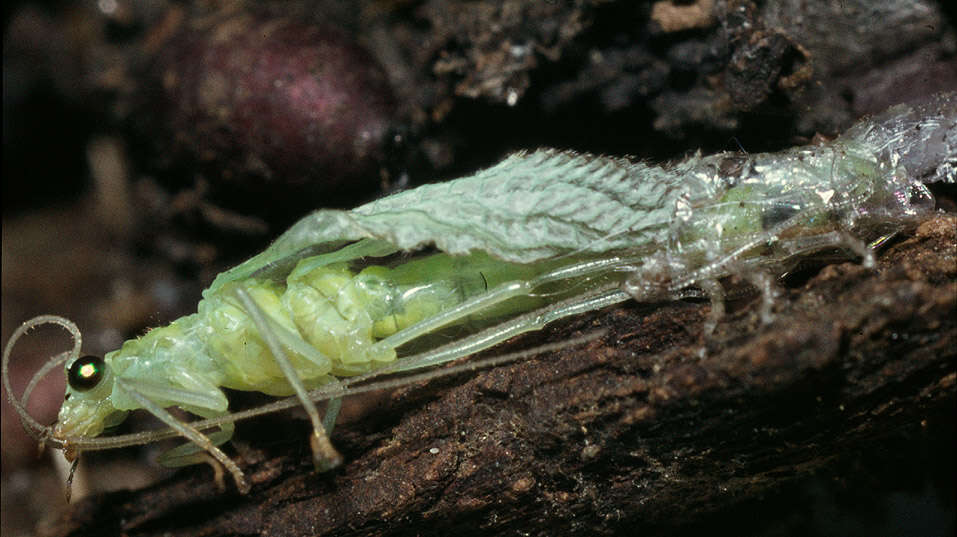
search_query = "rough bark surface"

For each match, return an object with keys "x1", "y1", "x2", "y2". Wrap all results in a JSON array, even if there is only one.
[
  {"x1": 4, "y1": 1, "x2": 955, "y2": 535},
  {"x1": 41, "y1": 216, "x2": 956, "y2": 536}
]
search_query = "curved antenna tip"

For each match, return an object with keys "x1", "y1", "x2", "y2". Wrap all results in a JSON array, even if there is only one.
[{"x1": 2, "y1": 315, "x2": 82, "y2": 448}]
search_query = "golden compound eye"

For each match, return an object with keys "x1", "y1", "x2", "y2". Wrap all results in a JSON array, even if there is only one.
[{"x1": 68, "y1": 355, "x2": 105, "y2": 391}]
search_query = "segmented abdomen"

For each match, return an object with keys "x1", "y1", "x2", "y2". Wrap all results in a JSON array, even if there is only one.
[{"x1": 196, "y1": 250, "x2": 550, "y2": 395}]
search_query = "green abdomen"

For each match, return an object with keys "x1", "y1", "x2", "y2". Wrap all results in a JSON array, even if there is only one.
[
  {"x1": 283, "y1": 251, "x2": 548, "y2": 364},
  {"x1": 199, "y1": 250, "x2": 554, "y2": 393}
]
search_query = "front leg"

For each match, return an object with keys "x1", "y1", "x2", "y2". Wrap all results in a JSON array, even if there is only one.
[
  {"x1": 113, "y1": 376, "x2": 249, "y2": 493},
  {"x1": 154, "y1": 405, "x2": 234, "y2": 468}
]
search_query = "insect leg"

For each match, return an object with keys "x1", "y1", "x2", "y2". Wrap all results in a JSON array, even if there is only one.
[
  {"x1": 712, "y1": 266, "x2": 781, "y2": 327},
  {"x1": 154, "y1": 408, "x2": 235, "y2": 467},
  {"x1": 323, "y1": 397, "x2": 342, "y2": 435},
  {"x1": 771, "y1": 230, "x2": 863, "y2": 261},
  {"x1": 113, "y1": 377, "x2": 250, "y2": 493},
  {"x1": 697, "y1": 279, "x2": 725, "y2": 335},
  {"x1": 835, "y1": 231, "x2": 875, "y2": 268},
  {"x1": 383, "y1": 286, "x2": 629, "y2": 374},
  {"x1": 233, "y1": 285, "x2": 344, "y2": 471},
  {"x1": 115, "y1": 373, "x2": 237, "y2": 465},
  {"x1": 742, "y1": 270, "x2": 779, "y2": 324},
  {"x1": 370, "y1": 256, "x2": 635, "y2": 356}
]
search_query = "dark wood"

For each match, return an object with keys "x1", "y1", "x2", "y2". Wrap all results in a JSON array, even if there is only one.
[{"x1": 43, "y1": 216, "x2": 956, "y2": 536}]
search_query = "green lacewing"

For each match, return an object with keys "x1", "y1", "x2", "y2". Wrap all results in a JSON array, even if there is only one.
[{"x1": 4, "y1": 92, "x2": 954, "y2": 494}]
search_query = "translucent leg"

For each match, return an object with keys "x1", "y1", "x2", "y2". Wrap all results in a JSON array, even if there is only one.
[
  {"x1": 698, "y1": 279, "x2": 725, "y2": 335},
  {"x1": 323, "y1": 397, "x2": 342, "y2": 435},
  {"x1": 114, "y1": 377, "x2": 250, "y2": 493},
  {"x1": 742, "y1": 270, "x2": 778, "y2": 325},
  {"x1": 155, "y1": 405, "x2": 235, "y2": 467},
  {"x1": 157, "y1": 427, "x2": 235, "y2": 467},
  {"x1": 116, "y1": 371, "x2": 235, "y2": 467},
  {"x1": 380, "y1": 285, "x2": 630, "y2": 374},
  {"x1": 370, "y1": 256, "x2": 636, "y2": 357},
  {"x1": 233, "y1": 285, "x2": 343, "y2": 472},
  {"x1": 837, "y1": 231, "x2": 875, "y2": 268},
  {"x1": 704, "y1": 263, "x2": 779, "y2": 328}
]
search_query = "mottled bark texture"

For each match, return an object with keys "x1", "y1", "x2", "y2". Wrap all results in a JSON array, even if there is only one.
[
  {"x1": 6, "y1": 0, "x2": 956, "y2": 535},
  {"x1": 42, "y1": 214, "x2": 955, "y2": 536}
]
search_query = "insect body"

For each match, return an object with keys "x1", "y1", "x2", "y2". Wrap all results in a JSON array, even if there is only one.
[{"x1": 4, "y1": 92, "x2": 954, "y2": 495}]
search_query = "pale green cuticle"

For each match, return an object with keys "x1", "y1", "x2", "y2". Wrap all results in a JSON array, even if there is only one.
[{"x1": 39, "y1": 93, "x2": 954, "y2": 486}]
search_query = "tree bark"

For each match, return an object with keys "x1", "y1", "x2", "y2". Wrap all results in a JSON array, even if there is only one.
[
  {"x1": 6, "y1": 1, "x2": 955, "y2": 535},
  {"x1": 43, "y1": 215, "x2": 956, "y2": 536}
]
